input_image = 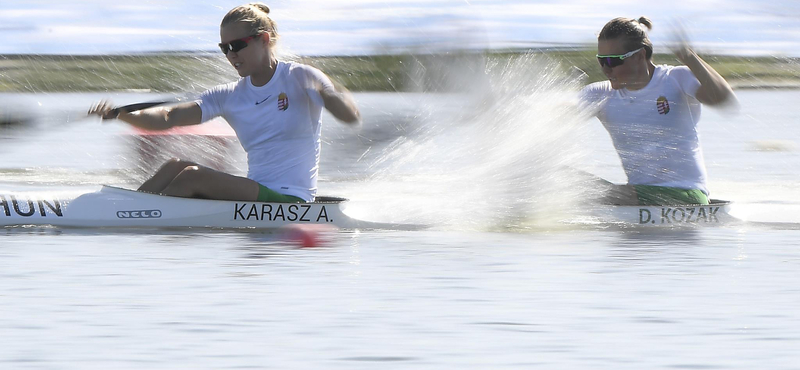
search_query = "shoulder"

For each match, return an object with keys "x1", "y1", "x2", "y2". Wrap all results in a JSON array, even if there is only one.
[
  {"x1": 283, "y1": 61, "x2": 333, "y2": 92},
  {"x1": 657, "y1": 64, "x2": 701, "y2": 96},
  {"x1": 578, "y1": 81, "x2": 612, "y2": 116},
  {"x1": 204, "y1": 80, "x2": 241, "y2": 95},
  {"x1": 284, "y1": 61, "x2": 327, "y2": 81},
  {"x1": 197, "y1": 80, "x2": 241, "y2": 119},
  {"x1": 660, "y1": 64, "x2": 695, "y2": 81},
  {"x1": 582, "y1": 80, "x2": 612, "y2": 92},
  {"x1": 580, "y1": 81, "x2": 612, "y2": 101}
]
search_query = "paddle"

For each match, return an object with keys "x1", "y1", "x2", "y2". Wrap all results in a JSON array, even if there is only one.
[
  {"x1": 1, "y1": 97, "x2": 188, "y2": 130},
  {"x1": 74, "y1": 96, "x2": 193, "y2": 124},
  {"x1": 110, "y1": 100, "x2": 172, "y2": 116},
  {"x1": 106, "y1": 98, "x2": 189, "y2": 119}
]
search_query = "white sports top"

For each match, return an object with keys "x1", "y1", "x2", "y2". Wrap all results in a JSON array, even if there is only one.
[
  {"x1": 197, "y1": 61, "x2": 334, "y2": 201},
  {"x1": 580, "y1": 65, "x2": 708, "y2": 194}
]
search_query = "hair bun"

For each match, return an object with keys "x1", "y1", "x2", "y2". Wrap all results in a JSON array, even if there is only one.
[
  {"x1": 637, "y1": 16, "x2": 653, "y2": 30},
  {"x1": 249, "y1": 2, "x2": 270, "y2": 14}
]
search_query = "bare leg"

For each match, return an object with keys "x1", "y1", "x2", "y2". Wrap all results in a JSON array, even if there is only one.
[
  {"x1": 138, "y1": 159, "x2": 199, "y2": 193},
  {"x1": 161, "y1": 165, "x2": 261, "y2": 201}
]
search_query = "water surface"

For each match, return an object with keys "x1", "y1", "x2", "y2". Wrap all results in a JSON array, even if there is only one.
[{"x1": 1, "y1": 87, "x2": 800, "y2": 369}]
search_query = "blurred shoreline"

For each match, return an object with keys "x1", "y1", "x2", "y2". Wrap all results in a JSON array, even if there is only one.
[{"x1": 1, "y1": 49, "x2": 798, "y2": 93}]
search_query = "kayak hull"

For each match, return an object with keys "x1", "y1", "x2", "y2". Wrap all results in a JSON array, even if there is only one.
[
  {"x1": 0, "y1": 186, "x2": 396, "y2": 230},
  {"x1": 590, "y1": 199, "x2": 738, "y2": 226},
  {"x1": 0, "y1": 186, "x2": 738, "y2": 229}
]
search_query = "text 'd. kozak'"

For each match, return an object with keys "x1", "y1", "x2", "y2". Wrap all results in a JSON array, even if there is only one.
[{"x1": 639, "y1": 206, "x2": 720, "y2": 224}]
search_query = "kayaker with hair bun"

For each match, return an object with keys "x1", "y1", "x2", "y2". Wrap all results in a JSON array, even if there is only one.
[
  {"x1": 89, "y1": 2, "x2": 360, "y2": 202},
  {"x1": 580, "y1": 16, "x2": 737, "y2": 206}
]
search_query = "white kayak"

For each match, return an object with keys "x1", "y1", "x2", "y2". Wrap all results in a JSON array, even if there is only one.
[
  {"x1": 0, "y1": 185, "x2": 408, "y2": 230},
  {"x1": 590, "y1": 199, "x2": 739, "y2": 226}
]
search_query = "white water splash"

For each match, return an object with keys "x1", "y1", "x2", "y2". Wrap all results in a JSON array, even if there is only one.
[{"x1": 344, "y1": 53, "x2": 597, "y2": 231}]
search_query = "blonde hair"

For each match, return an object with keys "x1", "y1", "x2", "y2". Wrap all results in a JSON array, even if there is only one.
[{"x1": 221, "y1": 3, "x2": 279, "y2": 49}]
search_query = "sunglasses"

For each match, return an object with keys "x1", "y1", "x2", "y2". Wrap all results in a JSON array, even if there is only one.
[
  {"x1": 596, "y1": 47, "x2": 644, "y2": 68},
  {"x1": 219, "y1": 33, "x2": 264, "y2": 55}
]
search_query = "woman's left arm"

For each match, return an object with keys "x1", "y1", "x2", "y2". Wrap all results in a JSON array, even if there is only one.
[
  {"x1": 320, "y1": 82, "x2": 361, "y2": 125},
  {"x1": 674, "y1": 46, "x2": 737, "y2": 106},
  {"x1": 300, "y1": 65, "x2": 361, "y2": 125}
]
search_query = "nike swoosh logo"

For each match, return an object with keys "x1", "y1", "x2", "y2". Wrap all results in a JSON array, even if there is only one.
[{"x1": 255, "y1": 95, "x2": 272, "y2": 105}]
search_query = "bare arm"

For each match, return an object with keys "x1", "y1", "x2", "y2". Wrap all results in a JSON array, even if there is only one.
[
  {"x1": 320, "y1": 83, "x2": 361, "y2": 125},
  {"x1": 669, "y1": 25, "x2": 737, "y2": 107},
  {"x1": 88, "y1": 101, "x2": 202, "y2": 130},
  {"x1": 675, "y1": 48, "x2": 736, "y2": 106}
]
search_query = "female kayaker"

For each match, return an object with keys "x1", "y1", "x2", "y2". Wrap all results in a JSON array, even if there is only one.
[
  {"x1": 579, "y1": 16, "x2": 737, "y2": 205},
  {"x1": 89, "y1": 2, "x2": 360, "y2": 202}
]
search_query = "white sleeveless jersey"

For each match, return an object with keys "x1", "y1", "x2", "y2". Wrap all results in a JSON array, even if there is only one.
[
  {"x1": 196, "y1": 61, "x2": 334, "y2": 202},
  {"x1": 580, "y1": 65, "x2": 708, "y2": 194}
]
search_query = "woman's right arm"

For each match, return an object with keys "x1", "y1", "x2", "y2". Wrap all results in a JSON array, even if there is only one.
[{"x1": 89, "y1": 101, "x2": 203, "y2": 130}]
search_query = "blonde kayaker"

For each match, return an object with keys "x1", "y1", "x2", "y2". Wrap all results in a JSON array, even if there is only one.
[{"x1": 89, "y1": 2, "x2": 360, "y2": 202}]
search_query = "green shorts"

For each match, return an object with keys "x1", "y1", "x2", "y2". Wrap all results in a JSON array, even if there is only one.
[
  {"x1": 257, "y1": 184, "x2": 305, "y2": 203},
  {"x1": 634, "y1": 185, "x2": 709, "y2": 206}
]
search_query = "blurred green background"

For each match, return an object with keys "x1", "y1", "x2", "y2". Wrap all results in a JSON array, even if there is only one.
[{"x1": 1, "y1": 49, "x2": 798, "y2": 93}]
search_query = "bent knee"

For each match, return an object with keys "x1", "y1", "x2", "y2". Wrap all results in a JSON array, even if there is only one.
[
  {"x1": 173, "y1": 165, "x2": 204, "y2": 181},
  {"x1": 161, "y1": 158, "x2": 198, "y2": 171},
  {"x1": 169, "y1": 166, "x2": 218, "y2": 198}
]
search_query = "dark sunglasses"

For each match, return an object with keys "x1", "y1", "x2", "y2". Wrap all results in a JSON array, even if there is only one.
[
  {"x1": 596, "y1": 47, "x2": 644, "y2": 68},
  {"x1": 219, "y1": 33, "x2": 264, "y2": 55}
]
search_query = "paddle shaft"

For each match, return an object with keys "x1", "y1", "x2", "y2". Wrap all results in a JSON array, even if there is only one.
[{"x1": 110, "y1": 100, "x2": 174, "y2": 118}]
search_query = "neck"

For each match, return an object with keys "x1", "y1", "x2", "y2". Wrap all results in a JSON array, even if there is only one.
[
  {"x1": 250, "y1": 56, "x2": 279, "y2": 87},
  {"x1": 625, "y1": 61, "x2": 656, "y2": 91}
]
